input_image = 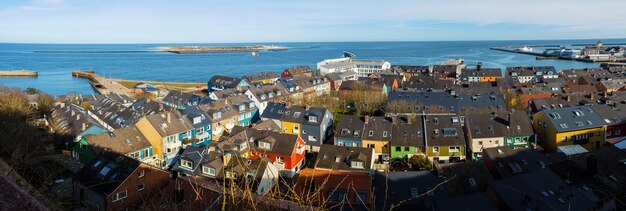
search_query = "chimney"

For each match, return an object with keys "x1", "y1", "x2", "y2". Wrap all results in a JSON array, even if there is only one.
[
  {"x1": 82, "y1": 123, "x2": 86, "y2": 131},
  {"x1": 603, "y1": 92, "x2": 608, "y2": 97},
  {"x1": 305, "y1": 105, "x2": 310, "y2": 111},
  {"x1": 167, "y1": 112, "x2": 171, "y2": 123},
  {"x1": 477, "y1": 62, "x2": 482, "y2": 71},
  {"x1": 566, "y1": 95, "x2": 571, "y2": 102},
  {"x1": 159, "y1": 103, "x2": 164, "y2": 111},
  {"x1": 587, "y1": 154, "x2": 598, "y2": 176},
  {"x1": 223, "y1": 153, "x2": 232, "y2": 166},
  {"x1": 590, "y1": 94, "x2": 595, "y2": 100},
  {"x1": 507, "y1": 112, "x2": 512, "y2": 127},
  {"x1": 61, "y1": 103, "x2": 65, "y2": 108},
  {"x1": 364, "y1": 115, "x2": 370, "y2": 125},
  {"x1": 76, "y1": 114, "x2": 81, "y2": 121}
]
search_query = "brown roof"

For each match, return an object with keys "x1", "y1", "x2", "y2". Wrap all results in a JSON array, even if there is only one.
[
  {"x1": 84, "y1": 125, "x2": 152, "y2": 154},
  {"x1": 144, "y1": 111, "x2": 194, "y2": 137}
]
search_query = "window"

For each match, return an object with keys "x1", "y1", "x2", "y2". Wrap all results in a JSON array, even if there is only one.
[
  {"x1": 561, "y1": 137, "x2": 567, "y2": 142},
  {"x1": 276, "y1": 157, "x2": 284, "y2": 164},
  {"x1": 369, "y1": 130, "x2": 374, "y2": 137},
  {"x1": 433, "y1": 146, "x2": 439, "y2": 153},
  {"x1": 395, "y1": 146, "x2": 401, "y2": 151},
  {"x1": 351, "y1": 142, "x2": 357, "y2": 147},
  {"x1": 328, "y1": 190, "x2": 347, "y2": 202},
  {"x1": 113, "y1": 190, "x2": 127, "y2": 202},
  {"x1": 137, "y1": 184, "x2": 145, "y2": 191},
  {"x1": 367, "y1": 144, "x2": 375, "y2": 149},
  {"x1": 143, "y1": 149, "x2": 149, "y2": 158},
  {"x1": 351, "y1": 161, "x2": 364, "y2": 168},
  {"x1": 138, "y1": 170, "x2": 145, "y2": 178},
  {"x1": 308, "y1": 135, "x2": 316, "y2": 142},
  {"x1": 239, "y1": 114, "x2": 245, "y2": 120},
  {"x1": 404, "y1": 147, "x2": 410, "y2": 152},
  {"x1": 357, "y1": 191, "x2": 367, "y2": 204},
  {"x1": 449, "y1": 146, "x2": 460, "y2": 153},
  {"x1": 617, "y1": 129, "x2": 622, "y2": 135},
  {"x1": 181, "y1": 159, "x2": 193, "y2": 169},
  {"x1": 478, "y1": 141, "x2": 483, "y2": 145},
  {"x1": 383, "y1": 131, "x2": 388, "y2": 137},
  {"x1": 258, "y1": 142, "x2": 270, "y2": 149},
  {"x1": 203, "y1": 166, "x2": 216, "y2": 176}
]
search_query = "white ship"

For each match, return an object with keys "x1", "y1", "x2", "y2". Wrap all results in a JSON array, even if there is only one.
[{"x1": 517, "y1": 46, "x2": 533, "y2": 52}]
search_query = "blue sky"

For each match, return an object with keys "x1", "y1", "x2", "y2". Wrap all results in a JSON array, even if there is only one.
[{"x1": 1, "y1": 0, "x2": 625, "y2": 43}]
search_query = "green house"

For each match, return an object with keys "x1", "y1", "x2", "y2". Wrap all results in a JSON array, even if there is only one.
[
  {"x1": 390, "y1": 115, "x2": 424, "y2": 160},
  {"x1": 424, "y1": 116, "x2": 467, "y2": 163},
  {"x1": 71, "y1": 126, "x2": 155, "y2": 164}
]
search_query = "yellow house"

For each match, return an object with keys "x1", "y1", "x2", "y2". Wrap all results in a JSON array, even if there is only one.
[
  {"x1": 136, "y1": 117, "x2": 164, "y2": 160},
  {"x1": 361, "y1": 116, "x2": 393, "y2": 162},
  {"x1": 533, "y1": 106, "x2": 606, "y2": 152}
]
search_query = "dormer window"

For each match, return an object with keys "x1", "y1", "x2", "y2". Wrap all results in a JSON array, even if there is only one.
[
  {"x1": 213, "y1": 112, "x2": 222, "y2": 119},
  {"x1": 369, "y1": 130, "x2": 374, "y2": 137},
  {"x1": 202, "y1": 166, "x2": 216, "y2": 176},
  {"x1": 240, "y1": 143, "x2": 247, "y2": 150},
  {"x1": 181, "y1": 159, "x2": 193, "y2": 169},
  {"x1": 193, "y1": 116, "x2": 202, "y2": 124},
  {"x1": 249, "y1": 103, "x2": 255, "y2": 108},
  {"x1": 433, "y1": 129, "x2": 439, "y2": 136},
  {"x1": 335, "y1": 156, "x2": 341, "y2": 162},
  {"x1": 258, "y1": 141, "x2": 271, "y2": 149},
  {"x1": 351, "y1": 161, "x2": 364, "y2": 168},
  {"x1": 383, "y1": 131, "x2": 388, "y2": 137},
  {"x1": 354, "y1": 130, "x2": 360, "y2": 136},
  {"x1": 308, "y1": 115, "x2": 318, "y2": 123},
  {"x1": 239, "y1": 105, "x2": 245, "y2": 112}
]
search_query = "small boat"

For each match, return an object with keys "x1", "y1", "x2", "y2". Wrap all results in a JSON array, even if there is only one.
[
  {"x1": 517, "y1": 46, "x2": 533, "y2": 52},
  {"x1": 251, "y1": 51, "x2": 260, "y2": 56}
]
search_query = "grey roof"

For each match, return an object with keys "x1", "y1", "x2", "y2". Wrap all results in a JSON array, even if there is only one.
[
  {"x1": 244, "y1": 72, "x2": 279, "y2": 82},
  {"x1": 402, "y1": 76, "x2": 454, "y2": 91},
  {"x1": 293, "y1": 75, "x2": 329, "y2": 90},
  {"x1": 74, "y1": 152, "x2": 141, "y2": 196},
  {"x1": 49, "y1": 102, "x2": 104, "y2": 136},
  {"x1": 284, "y1": 65, "x2": 313, "y2": 76},
  {"x1": 591, "y1": 104, "x2": 626, "y2": 126},
  {"x1": 488, "y1": 169, "x2": 597, "y2": 211},
  {"x1": 281, "y1": 105, "x2": 329, "y2": 126},
  {"x1": 83, "y1": 125, "x2": 152, "y2": 154},
  {"x1": 314, "y1": 145, "x2": 373, "y2": 172},
  {"x1": 143, "y1": 110, "x2": 194, "y2": 137},
  {"x1": 539, "y1": 106, "x2": 606, "y2": 132},
  {"x1": 362, "y1": 116, "x2": 392, "y2": 141},
  {"x1": 392, "y1": 65, "x2": 431, "y2": 74},
  {"x1": 460, "y1": 67, "x2": 502, "y2": 78},
  {"x1": 208, "y1": 75, "x2": 243, "y2": 89},
  {"x1": 275, "y1": 78, "x2": 302, "y2": 94},
  {"x1": 390, "y1": 116, "x2": 424, "y2": 147},
  {"x1": 483, "y1": 146, "x2": 567, "y2": 179},
  {"x1": 424, "y1": 116, "x2": 466, "y2": 146},
  {"x1": 466, "y1": 111, "x2": 534, "y2": 139},
  {"x1": 435, "y1": 192, "x2": 498, "y2": 211},
  {"x1": 374, "y1": 171, "x2": 447, "y2": 210},
  {"x1": 387, "y1": 90, "x2": 505, "y2": 114},
  {"x1": 334, "y1": 115, "x2": 366, "y2": 139},
  {"x1": 261, "y1": 102, "x2": 286, "y2": 120},
  {"x1": 180, "y1": 106, "x2": 212, "y2": 128}
]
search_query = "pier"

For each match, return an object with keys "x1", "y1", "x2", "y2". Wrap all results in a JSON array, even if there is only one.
[
  {"x1": 0, "y1": 70, "x2": 38, "y2": 77},
  {"x1": 490, "y1": 47, "x2": 626, "y2": 63},
  {"x1": 72, "y1": 70, "x2": 133, "y2": 95}
]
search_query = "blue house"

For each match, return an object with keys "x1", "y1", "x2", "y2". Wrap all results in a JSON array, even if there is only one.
[
  {"x1": 207, "y1": 75, "x2": 249, "y2": 92},
  {"x1": 227, "y1": 95, "x2": 259, "y2": 127},
  {"x1": 334, "y1": 115, "x2": 366, "y2": 147},
  {"x1": 180, "y1": 106, "x2": 213, "y2": 146}
]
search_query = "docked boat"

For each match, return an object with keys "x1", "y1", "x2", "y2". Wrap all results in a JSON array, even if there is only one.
[
  {"x1": 251, "y1": 51, "x2": 260, "y2": 56},
  {"x1": 517, "y1": 46, "x2": 533, "y2": 52}
]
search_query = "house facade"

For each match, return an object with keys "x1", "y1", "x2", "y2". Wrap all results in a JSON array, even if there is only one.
[
  {"x1": 533, "y1": 106, "x2": 606, "y2": 152},
  {"x1": 334, "y1": 115, "x2": 366, "y2": 148},
  {"x1": 424, "y1": 115, "x2": 466, "y2": 163},
  {"x1": 249, "y1": 131, "x2": 306, "y2": 178},
  {"x1": 73, "y1": 152, "x2": 170, "y2": 211},
  {"x1": 361, "y1": 116, "x2": 393, "y2": 163},
  {"x1": 135, "y1": 111, "x2": 195, "y2": 165}
]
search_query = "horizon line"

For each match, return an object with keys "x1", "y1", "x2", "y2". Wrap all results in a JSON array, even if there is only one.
[{"x1": 1, "y1": 37, "x2": 625, "y2": 45}]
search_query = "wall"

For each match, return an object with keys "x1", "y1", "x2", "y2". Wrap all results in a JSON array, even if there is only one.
[
  {"x1": 135, "y1": 118, "x2": 164, "y2": 160},
  {"x1": 106, "y1": 164, "x2": 170, "y2": 210}
]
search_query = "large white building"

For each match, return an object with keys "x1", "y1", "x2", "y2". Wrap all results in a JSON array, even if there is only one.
[{"x1": 317, "y1": 57, "x2": 391, "y2": 78}]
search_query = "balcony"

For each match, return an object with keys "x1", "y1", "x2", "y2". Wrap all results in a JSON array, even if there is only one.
[{"x1": 296, "y1": 145, "x2": 305, "y2": 155}]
